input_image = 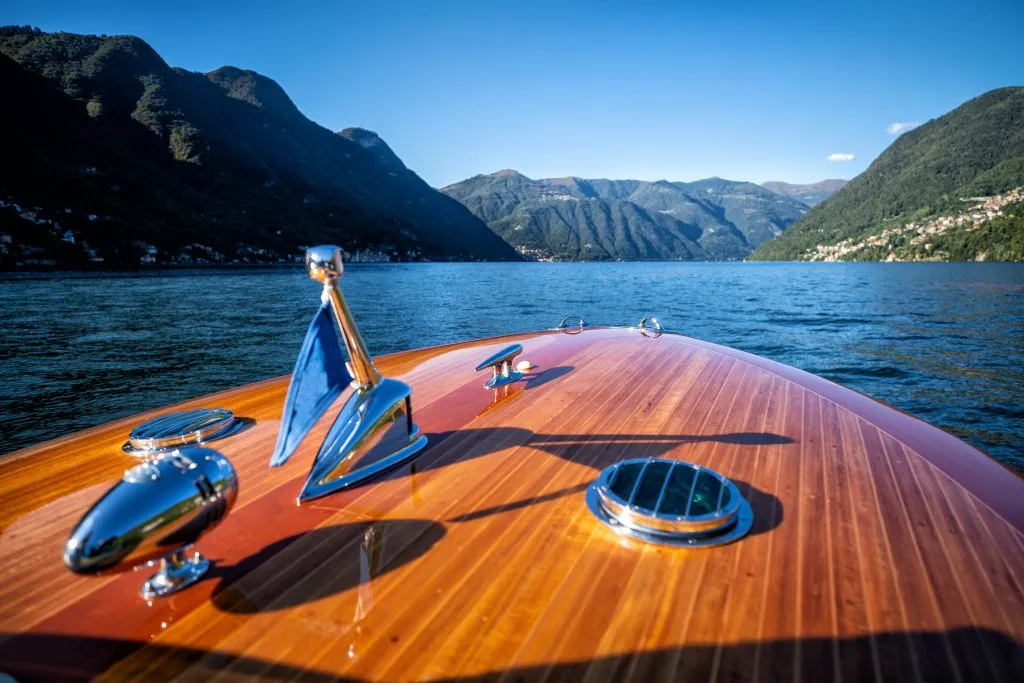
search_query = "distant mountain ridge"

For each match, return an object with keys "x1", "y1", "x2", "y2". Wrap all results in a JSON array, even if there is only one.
[
  {"x1": 442, "y1": 172, "x2": 810, "y2": 260},
  {"x1": 0, "y1": 26, "x2": 517, "y2": 268},
  {"x1": 761, "y1": 179, "x2": 847, "y2": 206},
  {"x1": 752, "y1": 86, "x2": 1024, "y2": 261}
]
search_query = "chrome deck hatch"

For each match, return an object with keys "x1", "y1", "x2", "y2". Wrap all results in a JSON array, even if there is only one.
[
  {"x1": 123, "y1": 408, "x2": 241, "y2": 457},
  {"x1": 587, "y1": 458, "x2": 752, "y2": 547}
]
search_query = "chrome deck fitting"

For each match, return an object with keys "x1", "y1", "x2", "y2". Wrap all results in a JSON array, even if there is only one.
[
  {"x1": 296, "y1": 246, "x2": 427, "y2": 503},
  {"x1": 122, "y1": 408, "x2": 242, "y2": 457},
  {"x1": 64, "y1": 447, "x2": 239, "y2": 599},
  {"x1": 637, "y1": 317, "x2": 663, "y2": 337},
  {"x1": 475, "y1": 344, "x2": 525, "y2": 389},
  {"x1": 587, "y1": 457, "x2": 753, "y2": 547},
  {"x1": 141, "y1": 549, "x2": 211, "y2": 599},
  {"x1": 556, "y1": 315, "x2": 589, "y2": 332}
]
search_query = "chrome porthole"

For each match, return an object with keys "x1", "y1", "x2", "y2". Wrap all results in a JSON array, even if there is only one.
[
  {"x1": 587, "y1": 458, "x2": 753, "y2": 547},
  {"x1": 122, "y1": 408, "x2": 243, "y2": 457}
]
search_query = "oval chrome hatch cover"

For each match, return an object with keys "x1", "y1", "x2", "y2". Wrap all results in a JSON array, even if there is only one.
[
  {"x1": 587, "y1": 458, "x2": 753, "y2": 547},
  {"x1": 123, "y1": 408, "x2": 241, "y2": 457}
]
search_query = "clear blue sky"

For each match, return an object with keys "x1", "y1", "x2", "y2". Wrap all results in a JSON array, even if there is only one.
[{"x1": 4, "y1": 0, "x2": 1022, "y2": 187}]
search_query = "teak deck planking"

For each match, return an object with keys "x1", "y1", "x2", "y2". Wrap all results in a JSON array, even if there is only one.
[{"x1": 0, "y1": 327, "x2": 1022, "y2": 682}]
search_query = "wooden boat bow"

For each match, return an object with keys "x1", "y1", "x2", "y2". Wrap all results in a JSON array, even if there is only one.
[{"x1": 1, "y1": 323, "x2": 1023, "y2": 681}]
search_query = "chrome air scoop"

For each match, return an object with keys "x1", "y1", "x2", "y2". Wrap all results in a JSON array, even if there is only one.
[{"x1": 64, "y1": 447, "x2": 238, "y2": 598}]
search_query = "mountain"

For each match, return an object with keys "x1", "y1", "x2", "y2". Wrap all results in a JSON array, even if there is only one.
[
  {"x1": 761, "y1": 179, "x2": 847, "y2": 206},
  {"x1": 0, "y1": 27, "x2": 517, "y2": 268},
  {"x1": 338, "y1": 127, "x2": 407, "y2": 172},
  {"x1": 752, "y1": 87, "x2": 1024, "y2": 261},
  {"x1": 669, "y1": 178, "x2": 808, "y2": 249},
  {"x1": 441, "y1": 171, "x2": 709, "y2": 260},
  {"x1": 441, "y1": 172, "x2": 808, "y2": 261}
]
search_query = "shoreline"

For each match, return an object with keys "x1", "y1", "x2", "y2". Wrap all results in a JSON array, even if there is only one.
[{"x1": 3, "y1": 260, "x2": 1024, "y2": 280}]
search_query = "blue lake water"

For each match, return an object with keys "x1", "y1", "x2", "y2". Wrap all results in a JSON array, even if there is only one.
[{"x1": 1, "y1": 262, "x2": 1021, "y2": 472}]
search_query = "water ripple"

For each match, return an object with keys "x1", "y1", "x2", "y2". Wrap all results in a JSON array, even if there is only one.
[{"x1": 1, "y1": 262, "x2": 1021, "y2": 473}]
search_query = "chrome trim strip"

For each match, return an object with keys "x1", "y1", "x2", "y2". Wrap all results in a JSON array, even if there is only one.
[
  {"x1": 606, "y1": 462, "x2": 623, "y2": 490},
  {"x1": 683, "y1": 465, "x2": 701, "y2": 517},
  {"x1": 715, "y1": 472, "x2": 728, "y2": 514},
  {"x1": 597, "y1": 490, "x2": 740, "y2": 535},
  {"x1": 627, "y1": 458, "x2": 652, "y2": 507},
  {"x1": 652, "y1": 461, "x2": 677, "y2": 514}
]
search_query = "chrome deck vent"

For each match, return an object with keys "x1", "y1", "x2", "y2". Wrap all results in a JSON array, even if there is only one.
[
  {"x1": 123, "y1": 408, "x2": 242, "y2": 457},
  {"x1": 587, "y1": 458, "x2": 753, "y2": 547}
]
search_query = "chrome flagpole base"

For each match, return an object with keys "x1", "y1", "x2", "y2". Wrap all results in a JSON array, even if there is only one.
[
  {"x1": 298, "y1": 377, "x2": 428, "y2": 503},
  {"x1": 277, "y1": 246, "x2": 428, "y2": 503}
]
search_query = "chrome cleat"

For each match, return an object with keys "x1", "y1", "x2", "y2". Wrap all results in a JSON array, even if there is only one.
[{"x1": 475, "y1": 344, "x2": 525, "y2": 389}]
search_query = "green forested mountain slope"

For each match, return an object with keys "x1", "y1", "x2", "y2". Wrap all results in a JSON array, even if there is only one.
[
  {"x1": 751, "y1": 87, "x2": 1024, "y2": 261},
  {"x1": 0, "y1": 27, "x2": 516, "y2": 268},
  {"x1": 489, "y1": 196, "x2": 709, "y2": 261},
  {"x1": 441, "y1": 172, "x2": 808, "y2": 260},
  {"x1": 671, "y1": 178, "x2": 808, "y2": 248},
  {"x1": 441, "y1": 171, "x2": 707, "y2": 260}
]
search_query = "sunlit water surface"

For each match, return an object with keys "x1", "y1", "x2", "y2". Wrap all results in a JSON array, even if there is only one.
[{"x1": 1, "y1": 262, "x2": 1021, "y2": 472}]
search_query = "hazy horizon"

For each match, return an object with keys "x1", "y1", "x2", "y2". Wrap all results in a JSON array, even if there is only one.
[{"x1": 438, "y1": 170, "x2": 852, "y2": 189}]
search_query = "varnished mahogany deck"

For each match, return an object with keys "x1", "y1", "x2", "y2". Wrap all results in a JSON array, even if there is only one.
[{"x1": 0, "y1": 327, "x2": 1022, "y2": 682}]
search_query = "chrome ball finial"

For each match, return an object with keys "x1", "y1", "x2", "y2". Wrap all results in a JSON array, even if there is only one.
[{"x1": 306, "y1": 245, "x2": 344, "y2": 284}]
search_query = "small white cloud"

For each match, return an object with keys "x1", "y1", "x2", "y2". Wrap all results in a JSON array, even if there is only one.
[
  {"x1": 886, "y1": 121, "x2": 921, "y2": 135},
  {"x1": 827, "y1": 153, "x2": 855, "y2": 162}
]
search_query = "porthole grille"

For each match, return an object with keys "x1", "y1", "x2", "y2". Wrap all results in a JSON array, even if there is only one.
[{"x1": 587, "y1": 458, "x2": 753, "y2": 547}]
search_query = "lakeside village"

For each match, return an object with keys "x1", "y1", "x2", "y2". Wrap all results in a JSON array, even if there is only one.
[
  {"x1": 0, "y1": 198, "x2": 413, "y2": 268},
  {"x1": 803, "y1": 188, "x2": 1023, "y2": 262},
  {"x1": 5, "y1": 188, "x2": 1020, "y2": 267}
]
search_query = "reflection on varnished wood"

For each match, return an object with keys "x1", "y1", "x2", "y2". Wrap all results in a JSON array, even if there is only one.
[
  {"x1": 477, "y1": 365, "x2": 575, "y2": 416},
  {"x1": 1, "y1": 629, "x2": 1019, "y2": 682},
  {"x1": 477, "y1": 385, "x2": 525, "y2": 417},
  {"x1": 212, "y1": 520, "x2": 445, "y2": 614}
]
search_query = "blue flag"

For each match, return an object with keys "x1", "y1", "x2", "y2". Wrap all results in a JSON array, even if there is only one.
[{"x1": 270, "y1": 304, "x2": 351, "y2": 467}]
